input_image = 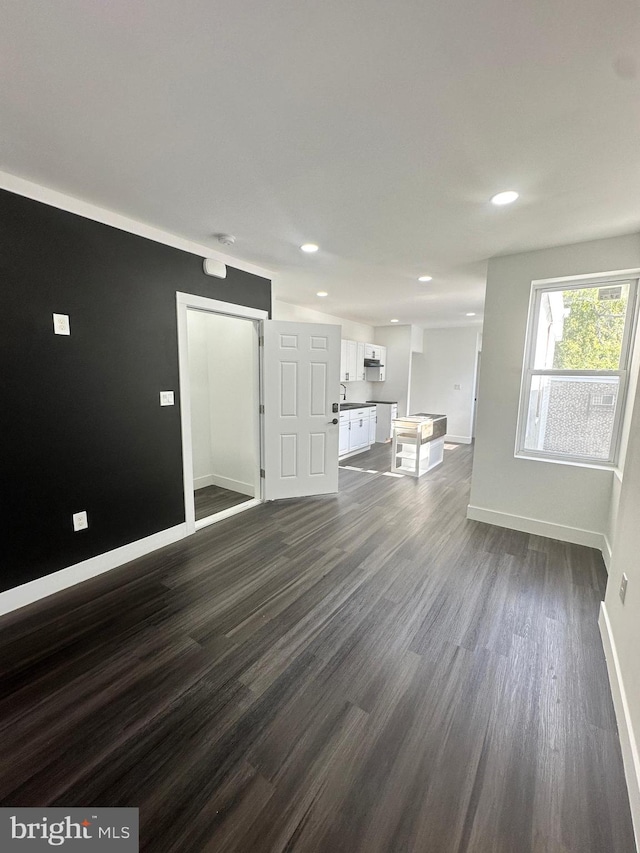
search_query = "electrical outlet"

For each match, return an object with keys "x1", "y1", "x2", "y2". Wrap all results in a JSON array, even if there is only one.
[
  {"x1": 454, "y1": 384, "x2": 461, "y2": 390},
  {"x1": 160, "y1": 391, "x2": 175, "y2": 406},
  {"x1": 619, "y1": 573, "x2": 628, "y2": 604},
  {"x1": 72, "y1": 510, "x2": 88, "y2": 532},
  {"x1": 53, "y1": 313, "x2": 70, "y2": 335}
]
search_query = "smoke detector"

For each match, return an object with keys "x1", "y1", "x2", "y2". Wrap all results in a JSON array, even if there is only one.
[{"x1": 216, "y1": 233, "x2": 236, "y2": 247}]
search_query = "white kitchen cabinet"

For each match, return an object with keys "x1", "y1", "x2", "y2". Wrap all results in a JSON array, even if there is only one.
[
  {"x1": 339, "y1": 411, "x2": 350, "y2": 456},
  {"x1": 340, "y1": 340, "x2": 348, "y2": 382},
  {"x1": 365, "y1": 343, "x2": 382, "y2": 360},
  {"x1": 346, "y1": 340, "x2": 358, "y2": 381},
  {"x1": 364, "y1": 344, "x2": 386, "y2": 381},
  {"x1": 338, "y1": 405, "x2": 377, "y2": 459},
  {"x1": 356, "y1": 341, "x2": 366, "y2": 380},
  {"x1": 349, "y1": 408, "x2": 370, "y2": 452},
  {"x1": 341, "y1": 339, "x2": 359, "y2": 381}
]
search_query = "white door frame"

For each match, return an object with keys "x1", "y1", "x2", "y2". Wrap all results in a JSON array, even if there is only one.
[{"x1": 176, "y1": 292, "x2": 268, "y2": 534}]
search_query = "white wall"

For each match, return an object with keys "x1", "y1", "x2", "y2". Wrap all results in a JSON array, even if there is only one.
[
  {"x1": 410, "y1": 326, "x2": 481, "y2": 443},
  {"x1": 602, "y1": 368, "x2": 640, "y2": 843},
  {"x1": 272, "y1": 299, "x2": 375, "y2": 404},
  {"x1": 187, "y1": 310, "x2": 257, "y2": 495},
  {"x1": 373, "y1": 325, "x2": 413, "y2": 416},
  {"x1": 469, "y1": 232, "x2": 640, "y2": 547}
]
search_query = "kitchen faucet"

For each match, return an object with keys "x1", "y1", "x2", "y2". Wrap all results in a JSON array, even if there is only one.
[{"x1": 340, "y1": 383, "x2": 347, "y2": 401}]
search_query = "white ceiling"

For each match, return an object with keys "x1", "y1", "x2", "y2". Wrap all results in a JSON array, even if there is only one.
[{"x1": 2, "y1": 0, "x2": 640, "y2": 328}]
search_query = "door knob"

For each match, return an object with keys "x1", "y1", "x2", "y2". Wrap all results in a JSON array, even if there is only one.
[{"x1": 329, "y1": 418, "x2": 338, "y2": 425}]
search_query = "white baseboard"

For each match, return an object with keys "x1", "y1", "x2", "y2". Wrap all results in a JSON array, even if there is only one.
[
  {"x1": 209, "y1": 474, "x2": 255, "y2": 497},
  {"x1": 602, "y1": 535, "x2": 613, "y2": 573},
  {"x1": 194, "y1": 475, "x2": 215, "y2": 490},
  {"x1": 599, "y1": 603, "x2": 640, "y2": 851},
  {"x1": 445, "y1": 434, "x2": 472, "y2": 444},
  {"x1": 0, "y1": 523, "x2": 187, "y2": 618},
  {"x1": 194, "y1": 474, "x2": 254, "y2": 496},
  {"x1": 466, "y1": 504, "x2": 605, "y2": 550}
]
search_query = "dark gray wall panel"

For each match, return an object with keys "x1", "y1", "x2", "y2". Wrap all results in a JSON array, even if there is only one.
[{"x1": 0, "y1": 188, "x2": 271, "y2": 591}]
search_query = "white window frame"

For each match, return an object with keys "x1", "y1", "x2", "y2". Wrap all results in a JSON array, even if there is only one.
[{"x1": 516, "y1": 272, "x2": 639, "y2": 467}]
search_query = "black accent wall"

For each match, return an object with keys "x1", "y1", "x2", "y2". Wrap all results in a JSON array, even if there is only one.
[{"x1": 0, "y1": 189, "x2": 271, "y2": 592}]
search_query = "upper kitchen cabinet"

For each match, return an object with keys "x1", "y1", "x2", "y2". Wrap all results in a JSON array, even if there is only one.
[
  {"x1": 365, "y1": 344, "x2": 386, "y2": 381},
  {"x1": 341, "y1": 339, "x2": 387, "y2": 381},
  {"x1": 364, "y1": 343, "x2": 383, "y2": 361},
  {"x1": 356, "y1": 341, "x2": 366, "y2": 381},
  {"x1": 340, "y1": 338, "x2": 361, "y2": 381}
]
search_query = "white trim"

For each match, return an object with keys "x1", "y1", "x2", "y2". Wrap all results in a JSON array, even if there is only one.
[
  {"x1": 514, "y1": 450, "x2": 617, "y2": 472},
  {"x1": 445, "y1": 434, "x2": 472, "y2": 444},
  {"x1": 207, "y1": 474, "x2": 254, "y2": 497},
  {"x1": 466, "y1": 504, "x2": 605, "y2": 550},
  {"x1": 516, "y1": 275, "x2": 638, "y2": 468},
  {"x1": 532, "y1": 268, "x2": 640, "y2": 286},
  {"x1": 599, "y1": 603, "x2": 640, "y2": 851},
  {"x1": 0, "y1": 169, "x2": 274, "y2": 280},
  {"x1": 0, "y1": 524, "x2": 187, "y2": 617},
  {"x1": 194, "y1": 475, "x2": 215, "y2": 490},
  {"x1": 195, "y1": 498, "x2": 261, "y2": 530},
  {"x1": 176, "y1": 293, "x2": 267, "y2": 535},
  {"x1": 602, "y1": 535, "x2": 613, "y2": 573}
]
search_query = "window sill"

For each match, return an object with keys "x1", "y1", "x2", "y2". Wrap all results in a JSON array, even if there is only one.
[{"x1": 514, "y1": 452, "x2": 617, "y2": 473}]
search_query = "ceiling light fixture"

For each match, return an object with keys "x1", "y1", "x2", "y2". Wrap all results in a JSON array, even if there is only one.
[
  {"x1": 390, "y1": 318, "x2": 399, "y2": 323},
  {"x1": 490, "y1": 190, "x2": 519, "y2": 206},
  {"x1": 466, "y1": 312, "x2": 476, "y2": 316},
  {"x1": 300, "y1": 243, "x2": 319, "y2": 253},
  {"x1": 418, "y1": 275, "x2": 433, "y2": 282},
  {"x1": 316, "y1": 291, "x2": 328, "y2": 297}
]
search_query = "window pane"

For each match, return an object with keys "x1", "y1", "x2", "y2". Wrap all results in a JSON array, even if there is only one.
[
  {"x1": 524, "y1": 375, "x2": 619, "y2": 460},
  {"x1": 533, "y1": 283, "x2": 630, "y2": 370}
]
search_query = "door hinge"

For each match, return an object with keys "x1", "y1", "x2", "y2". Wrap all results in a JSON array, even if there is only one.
[
  {"x1": 259, "y1": 404, "x2": 265, "y2": 414},
  {"x1": 259, "y1": 335, "x2": 264, "y2": 347},
  {"x1": 260, "y1": 468, "x2": 265, "y2": 478}
]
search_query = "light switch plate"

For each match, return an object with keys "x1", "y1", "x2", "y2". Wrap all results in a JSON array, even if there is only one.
[
  {"x1": 454, "y1": 384, "x2": 461, "y2": 390},
  {"x1": 73, "y1": 510, "x2": 88, "y2": 531},
  {"x1": 53, "y1": 313, "x2": 70, "y2": 335},
  {"x1": 619, "y1": 573, "x2": 628, "y2": 604},
  {"x1": 160, "y1": 391, "x2": 175, "y2": 406}
]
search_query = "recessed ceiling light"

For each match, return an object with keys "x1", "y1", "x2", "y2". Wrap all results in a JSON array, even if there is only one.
[
  {"x1": 418, "y1": 275, "x2": 433, "y2": 282},
  {"x1": 390, "y1": 318, "x2": 399, "y2": 323},
  {"x1": 316, "y1": 291, "x2": 328, "y2": 297},
  {"x1": 300, "y1": 243, "x2": 319, "y2": 253},
  {"x1": 490, "y1": 190, "x2": 519, "y2": 206},
  {"x1": 466, "y1": 312, "x2": 476, "y2": 316}
]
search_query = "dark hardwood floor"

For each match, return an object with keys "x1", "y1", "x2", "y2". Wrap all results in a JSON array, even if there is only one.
[
  {"x1": 194, "y1": 484, "x2": 253, "y2": 521},
  {"x1": 0, "y1": 443, "x2": 635, "y2": 852}
]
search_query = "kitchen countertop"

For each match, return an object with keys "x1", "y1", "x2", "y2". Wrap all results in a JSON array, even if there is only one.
[
  {"x1": 339, "y1": 402, "x2": 377, "y2": 410},
  {"x1": 366, "y1": 400, "x2": 398, "y2": 405}
]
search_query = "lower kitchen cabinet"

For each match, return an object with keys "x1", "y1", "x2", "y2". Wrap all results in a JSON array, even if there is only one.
[
  {"x1": 339, "y1": 413, "x2": 350, "y2": 456},
  {"x1": 339, "y1": 406, "x2": 377, "y2": 460}
]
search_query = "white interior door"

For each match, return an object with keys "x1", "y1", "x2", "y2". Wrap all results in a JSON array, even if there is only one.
[{"x1": 263, "y1": 320, "x2": 340, "y2": 499}]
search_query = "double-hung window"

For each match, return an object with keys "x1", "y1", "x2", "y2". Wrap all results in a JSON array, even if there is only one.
[{"x1": 516, "y1": 275, "x2": 638, "y2": 466}]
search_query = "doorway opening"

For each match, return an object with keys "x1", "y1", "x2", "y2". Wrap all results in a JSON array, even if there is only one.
[{"x1": 177, "y1": 293, "x2": 267, "y2": 533}]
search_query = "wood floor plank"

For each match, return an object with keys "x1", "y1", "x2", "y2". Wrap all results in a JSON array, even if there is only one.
[{"x1": 0, "y1": 442, "x2": 635, "y2": 852}]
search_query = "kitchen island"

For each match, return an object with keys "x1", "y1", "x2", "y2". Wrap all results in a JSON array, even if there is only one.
[{"x1": 391, "y1": 413, "x2": 447, "y2": 476}]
